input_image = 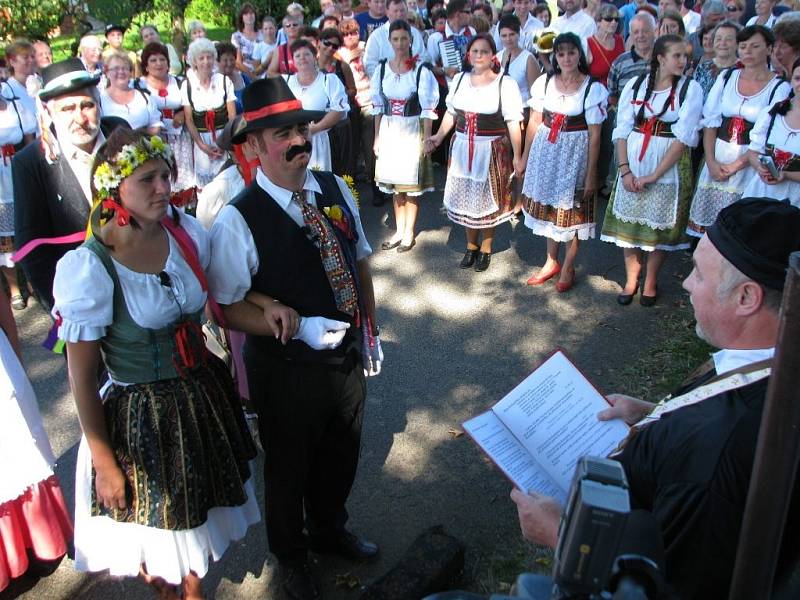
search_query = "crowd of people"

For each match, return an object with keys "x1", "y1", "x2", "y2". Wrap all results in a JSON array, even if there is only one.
[{"x1": 1, "y1": 0, "x2": 800, "y2": 598}]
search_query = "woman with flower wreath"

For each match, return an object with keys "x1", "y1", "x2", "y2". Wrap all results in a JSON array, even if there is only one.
[
  {"x1": 370, "y1": 19, "x2": 439, "y2": 252},
  {"x1": 138, "y1": 42, "x2": 196, "y2": 204},
  {"x1": 51, "y1": 129, "x2": 259, "y2": 599}
]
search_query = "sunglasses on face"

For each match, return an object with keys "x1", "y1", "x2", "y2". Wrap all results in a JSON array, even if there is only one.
[
  {"x1": 322, "y1": 39, "x2": 341, "y2": 50},
  {"x1": 602, "y1": 16, "x2": 620, "y2": 21},
  {"x1": 727, "y1": 5, "x2": 739, "y2": 10}
]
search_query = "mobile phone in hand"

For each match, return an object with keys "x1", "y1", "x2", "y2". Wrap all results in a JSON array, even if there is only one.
[{"x1": 759, "y1": 155, "x2": 780, "y2": 179}]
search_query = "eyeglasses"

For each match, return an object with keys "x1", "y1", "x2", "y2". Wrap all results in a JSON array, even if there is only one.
[
  {"x1": 601, "y1": 16, "x2": 620, "y2": 21},
  {"x1": 322, "y1": 39, "x2": 341, "y2": 50},
  {"x1": 726, "y1": 5, "x2": 739, "y2": 11},
  {"x1": 107, "y1": 66, "x2": 131, "y2": 72},
  {"x1": 343, "y1": 30, "x2": 359, "y2": 36},
  {"x1": 461, "y1": 9, "x2": 472, "y2": 14},
  {"x1": 285, "y1": 22, "x2": 300, "y2": 28}
]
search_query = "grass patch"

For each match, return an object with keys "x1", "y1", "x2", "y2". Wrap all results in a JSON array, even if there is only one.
[{"x1": 471, "y1": 541, "x2": 553, "y2": 595}]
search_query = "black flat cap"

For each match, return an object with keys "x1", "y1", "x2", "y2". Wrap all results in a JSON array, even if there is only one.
[{"x1": 707, "y1": 198, "x2": 800, "y2": 290}]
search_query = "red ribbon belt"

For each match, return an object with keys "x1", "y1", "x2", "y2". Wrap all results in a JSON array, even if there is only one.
[
  {"x1": 389, "y1": 99, "x2": 406, "y2": 116},
  {"x1": 1, "y1": 144, "x2": 14, "y2": 166},
  {"x1": 547, "y1": 113, "x2": 566, "y2": 144},
  {"x1": 637, "y1": 117, "x2": 656, "y2": 162},
  {"x1": 161, "y1": 108, "x2": 175, "y2": 119},
  {"x1": 464, "y1": 111, "x2": 478, "y2": 172},
  {"x1": 728, "y1": 116, "x2": 746, "y2": 145},
  {"x1": 204, "y1": 111, "x2": 217, "y2": 141}
]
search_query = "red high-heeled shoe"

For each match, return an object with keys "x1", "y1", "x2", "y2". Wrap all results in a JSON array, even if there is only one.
[{"x1": 526, "y1": 263, "x2": 561, "y2": 286}]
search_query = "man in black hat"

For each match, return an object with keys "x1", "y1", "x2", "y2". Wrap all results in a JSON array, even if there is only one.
[
  {"x1": 510, "y1": 199, "x2": 800, "y2": 599},
  {"x1": 103, "y1": 23, "x2": 140, "y2": 77},
  {"x1": 12, "y1": 57, "x2": 127, "y2": 311},
  {"x1": 207, "y1": 77, "x2": 383, "y2": 600}
]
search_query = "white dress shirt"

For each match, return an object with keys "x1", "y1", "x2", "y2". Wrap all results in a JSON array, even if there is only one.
[
  {"x1": 712, "y1": 347, "x2": 775, "y2": 376},
  {"x1": 364, "y1": 20, "x2": 431, "y2": 78},
  {"x1": 207, "y1": 168, "x2": 372, "y2": 305},
  {"x1": 553, "y1": 10, "x2": 598, "y2": 40}
]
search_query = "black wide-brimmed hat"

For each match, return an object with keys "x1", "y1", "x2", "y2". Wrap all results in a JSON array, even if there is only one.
[
  {"x1": 39, "y1": 58, "x2": 101, "y2": 102},
  {"x1": 232, "y1": 77, "x2": 325, "y2": 144},
  {"x1": 707, "y1": 198, "x2": 800, "y2": 291}
]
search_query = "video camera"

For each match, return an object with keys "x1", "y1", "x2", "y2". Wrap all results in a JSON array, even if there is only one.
[{"x1": 423, "y1": 456, "x2": 666, "y2": 600}]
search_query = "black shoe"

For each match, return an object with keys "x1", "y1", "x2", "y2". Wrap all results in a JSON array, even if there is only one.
[
  {"x1": 310, "y1": 531, "x2": 379, "y2": 561},
  {"x1": 459, "y1": 249, "x2": 478, "y2": 269},
  {"x1": 474, "y1": 252, "x2": 491, "y2": 272},
  {"x1": 381, "y1": 239, "x2": 402, "y2": 250},
  {"x1": 283, "y1": 562, "x2": 320, "y2": 600},
  {"x1": 617, "y1": 285, "x2": 639, "y2": 306},
  {"x1": 640, "y1": 290, "x2": 658, "y2": 307},
  {"x1": 397, "y1": 239, "x2": 416, "y2": 253}
]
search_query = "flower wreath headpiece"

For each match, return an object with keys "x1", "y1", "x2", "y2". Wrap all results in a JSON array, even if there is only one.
[{"x1": 91, "y1": 135, "x2": 175, "y2": 226}]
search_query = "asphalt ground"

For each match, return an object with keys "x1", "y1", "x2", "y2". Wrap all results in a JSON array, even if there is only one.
[{"x1": 1, "y1": 168, "x2": 694, "y2": 600}]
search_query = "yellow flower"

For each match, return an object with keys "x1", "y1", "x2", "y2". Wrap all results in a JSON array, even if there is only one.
[{"x1": 328, "y1": 205, "x2": 343, "y2": 221}]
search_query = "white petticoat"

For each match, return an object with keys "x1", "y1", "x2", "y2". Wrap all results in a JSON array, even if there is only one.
[
  {"x1": 688, "y1": 137, "x2": 754, "y2": 236},
  {"x1": 73, "y1": 438, "x2": 260, "y2": 585}
]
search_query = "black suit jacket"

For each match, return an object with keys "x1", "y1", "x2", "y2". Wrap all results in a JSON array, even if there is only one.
[
  {"x1": 12, "y1": 118, "x2": 128, "y2": 312},
  {"x1": 12, "y1": 143, "x2": 91, "y2": 312}
]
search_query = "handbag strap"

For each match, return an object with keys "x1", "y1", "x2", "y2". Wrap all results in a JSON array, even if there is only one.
[{"x1": 161, "y1": 213, "x2": 227, "y2": 327}]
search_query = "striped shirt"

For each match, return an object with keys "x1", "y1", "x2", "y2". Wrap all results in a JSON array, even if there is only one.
[{"x1": 607, "y1": 48, "x2": 651, "y2": 103}]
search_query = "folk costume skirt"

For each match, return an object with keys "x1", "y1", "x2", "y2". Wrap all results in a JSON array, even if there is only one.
[
  {"x1": 375, "y1": 115, "x2": 435, "y2": 197},
  {"x1": 74, "y1": 355, "x2": 259, "y2": 584}
]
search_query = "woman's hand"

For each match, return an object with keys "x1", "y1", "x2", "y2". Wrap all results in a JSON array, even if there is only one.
[
  {"x1": 582, "y1": 173, "x2": 598, "y2": 200},
  {"x1": 706, "y1": 157, "x2": 727, "y2": 181},
  {"x1": 201, "y1": 141, "x2": 223, "y2": 159},
  {"x1": 95, "y1": 462, "x2": 127, "y2": 510},
  {"x1": 635, "y1": 173, "x2": 657, "y2": 188},
  {"x1": 756, "y1": 164, "x2": 783, "y2": 184},
  {"x1": 423, "y1": 135, "x2": 441, "y2": 156},
  {"x1": 263, "y1": 301, "x2": 300, "y2": 345},
  {"x1": 172, "y1": 111, "x2": 185, "y2": 127},
  {"x1": 513, "y1": 155, "x2": 527, "y2": 179},
  {"x1": 621, "y1": 171, "x2": 639, "y2": 193}
]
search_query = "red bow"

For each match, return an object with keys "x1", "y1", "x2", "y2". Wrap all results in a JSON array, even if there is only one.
[
  {"x1": 170, "y1": 187, "x2": 197, "y2": 207},
  {"x1": 547, "y1": 113, "x2": 566, "y2": 144},
  {"x1": 728, "y1": 116, "x2": 746, "y2": 144},
  {"x1": 404, "y1": 54, "x2": 419, "y2": 69},
  {"x1": 204, "y1": 110, "x2": 218, "y2": 141},
  {"x1": 637, "y1": 117, "x2": 657, "y2": 162},
  {"x1": 102, "y1": 198, "x2": 132, "y2": 226},
  {"x1": 158, "y1": 88, "x2": 169, "y2": 97},
  {"x1": 1, "y1": 144, "x2": 14, "y2": 166},
  {"x1": 773, "y1": 148, "x2": 793, "y2": 171},
  {"x1": 464, "y1": 111, "x2": 478, "y2": 172},
  {"x1": 173, "y1": 320, "x2": 206, "y2": 375}
]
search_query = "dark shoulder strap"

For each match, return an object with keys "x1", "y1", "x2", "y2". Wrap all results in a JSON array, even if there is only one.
[
  {"x1": 631, "y1": 72, "x2": 647, "y2": 101},
  {"x1": 678, "y1": 75, "x2": 691, "y2": 105},
  {"x1": 583, "y1": 76, "x2": 597, "y2": 111},
  {"x1": 766, "y1": 109, "x2": 779, "y2": 145},
  {"x1": 222, "y1": 74, "x2": 230, "y2": 103},
  {"x1": 768, "y1": 77, "x2": 787, "y2": 104},
  {"x1": 184, "y1": 76, "x2": 193, "y2": 106},
  {"x1": 415, "y1": 61, "x2": 432, "y2": 92},
  {"x1": 453, "y1": 71, "x2": 467, "y2": 95},
  {"x1": 544, "y1": 72, "x2": 553, "y2": 96},
  {"x1": 721, "y1": 66, "x2": 738, "y2": 91}
]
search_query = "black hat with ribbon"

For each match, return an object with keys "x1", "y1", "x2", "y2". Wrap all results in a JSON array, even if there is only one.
[
  {"x1": 232, "y1": 77, "x2": 325, "y2": 144},
  {"x1": 38, "y1": 58, "x2": 101, "y2": 102},
  {"x1": 105, "y1": 23, "x2": 127, "y2": 35},
  {"x1": 707, "y1": 198, "x2": 800, "y2": 291}
]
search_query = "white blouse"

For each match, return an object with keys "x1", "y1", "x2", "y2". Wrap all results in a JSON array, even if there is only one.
[
  {"x1": 528, "y1": 74, "x2": 609, "y2": 125},
  {"x1": 0, "y1": 82, "x2": 26, "y2": 147},
  {"x1": 445, "y1": 72, "x2": 524, "y2": 122},
  {"x1": 369, "y1": 62, "x2": 439, "y2": 120},
  {"x1": 284, "y1": 72, "x2": 349, "y2": 116},
  {"x1": 497, "y1": 49, "x2": 535, "y2": 104},
  {"x1": 5, "y1": 78, "x2": 37, "y2": 136},
  {"x1": 52, "y1": 210, "x2": 211, "y2": 342},
  {"x1": 701, "y1": 69, "x2": 790, "y2": 129},
  {"x1": 139, "y1": 76, "x2": 185, "y2": 135},
  {"x1": 100, "y1": 87, "x2": 163, "y2": 131},
  {"x1": 613, "y1": 75, "x2": 703, "y2": 148},
  {"x1": 180, "y1": 71, "x2": 235, "y2": 113}
]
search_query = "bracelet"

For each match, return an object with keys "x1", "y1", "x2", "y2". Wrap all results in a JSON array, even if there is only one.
[
  {"x1": 621, "y1": 170, "x2": 633, "y2": 178},
  {"x1": 618, "y1": 162, "x2": 629, "y2": 169}
]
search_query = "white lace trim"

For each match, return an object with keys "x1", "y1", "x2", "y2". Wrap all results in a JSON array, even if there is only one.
[
  {"x1": 443, "y1": 175, "x2": 498, "y2": 218},
  {"x1": 689, "y1": 184, "x2": 742, "y2": 227},
  {"x1": 521, "y1": 127, "x2": 588, "y2": 211},
  {"x1": 612, "y1": 183, "x2": 678, "y2": 230}
]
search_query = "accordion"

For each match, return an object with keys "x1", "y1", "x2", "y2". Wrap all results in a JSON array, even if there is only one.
[{"x1": 438, "y1": 39, "x2": 463, "y2": 71}]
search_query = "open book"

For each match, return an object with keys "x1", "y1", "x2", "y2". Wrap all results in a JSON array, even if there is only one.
[{"x1": 463, "y1": 350, "x2": 629, "y2": 504}]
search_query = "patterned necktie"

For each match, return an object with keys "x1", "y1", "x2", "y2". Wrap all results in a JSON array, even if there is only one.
[{"x1": 292, "y1": 190, "x2": 358, "y2": 317}]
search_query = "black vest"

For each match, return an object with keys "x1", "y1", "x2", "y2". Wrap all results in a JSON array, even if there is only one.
[{"x1": 232, "y1": 171, "x2": 360, "y2": 364}]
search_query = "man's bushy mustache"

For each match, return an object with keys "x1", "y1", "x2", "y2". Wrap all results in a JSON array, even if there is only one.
[{"x1": 285, "y1": 140, "x2": 313, "y2": 161}]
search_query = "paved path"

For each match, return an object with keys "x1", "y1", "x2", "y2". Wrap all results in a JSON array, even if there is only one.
[{"x1": 1, "y1": 173, "x2": 693, "y2": 599}]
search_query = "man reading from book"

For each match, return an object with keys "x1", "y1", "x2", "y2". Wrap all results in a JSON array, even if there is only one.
[{"x1": 511, "y1": 199, "x2": 800, "y2": 599}]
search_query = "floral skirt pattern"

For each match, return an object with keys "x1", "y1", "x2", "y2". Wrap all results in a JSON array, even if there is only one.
[
  {"x1": 523, "y1": 193, "x2": 597, "y2": 242},
  {"x1": 95, "y1": 355, "x2": 256, "y2": 530},
  {"x1": 444, "y1": 135, "x2": 515, "y2": 229}
]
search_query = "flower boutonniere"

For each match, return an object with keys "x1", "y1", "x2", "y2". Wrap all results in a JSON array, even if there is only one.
[{"x1": 323, "y1": 204, "x2": 354, "y2": 239}]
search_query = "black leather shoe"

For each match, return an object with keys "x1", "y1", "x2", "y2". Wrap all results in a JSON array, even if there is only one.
[
  {"x1": 640, "y1": 290, "x2": 658, "y2": 307},
  {"x1": 459, "y1": 249, "x2": 478, "y2": 269},
  {"x1": 310, "y1": 531, "x2": 379, "y2": 561},
  {"x1": 397, "y1": 239, "x2": 416, "y2": 253},
  {"x1": 617, "y1": 285, "x2": 639, "y2": 306},
  {"x1": 283, "y1": 562, "x2": 319, "y2": 600},
  {"x1": 381, "y1": 239, "x2": 402, "y2": 250},
  {"x1": 474, "y1": 252, "x2": 491, "y2": 272}
]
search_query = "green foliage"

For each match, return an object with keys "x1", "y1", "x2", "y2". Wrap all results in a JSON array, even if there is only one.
[
  {"x1": 0, "y1": 0, "x2": 71, "y2": 41},
  {"x1": 185, "y1": 0, "x2": 236, "y2": 28}
]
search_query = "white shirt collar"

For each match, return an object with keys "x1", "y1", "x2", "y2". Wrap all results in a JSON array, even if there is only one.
[
  {"x1": 255, "y1": 167, "x2": 322, "y2": 210},
  {"x1": 445, "y1": 22, "x2": 470, "y2": 37},
  {"x1": 712, "y1": 347, "x2": 775, "y2": 376}
]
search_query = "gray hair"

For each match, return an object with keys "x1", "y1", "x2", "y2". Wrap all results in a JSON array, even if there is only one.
[
  {"x1": 702, "y1": 0, "x2": 727, "y2": 20},
  {"x1": 186, "y1": 20, "x2": 206, "y2": 35},
  {"x1": 712, "y1": 18, "x2": 743, "y2": 41},
  {"x1": 777, "y1": 10, "x2": 800, "y2": 24},
  {"x1": 598, "y1": 2, "x2": 620, "y2": 20},
  {"x1": 186, "y1": 37, "x2": 217, "y2": 67},
  {"x1": 630, "y1": 11, "x2": 657, "y2": 30},
  {"x1": 717, "y1": 256, "x2": 783, "y2": 313}
]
